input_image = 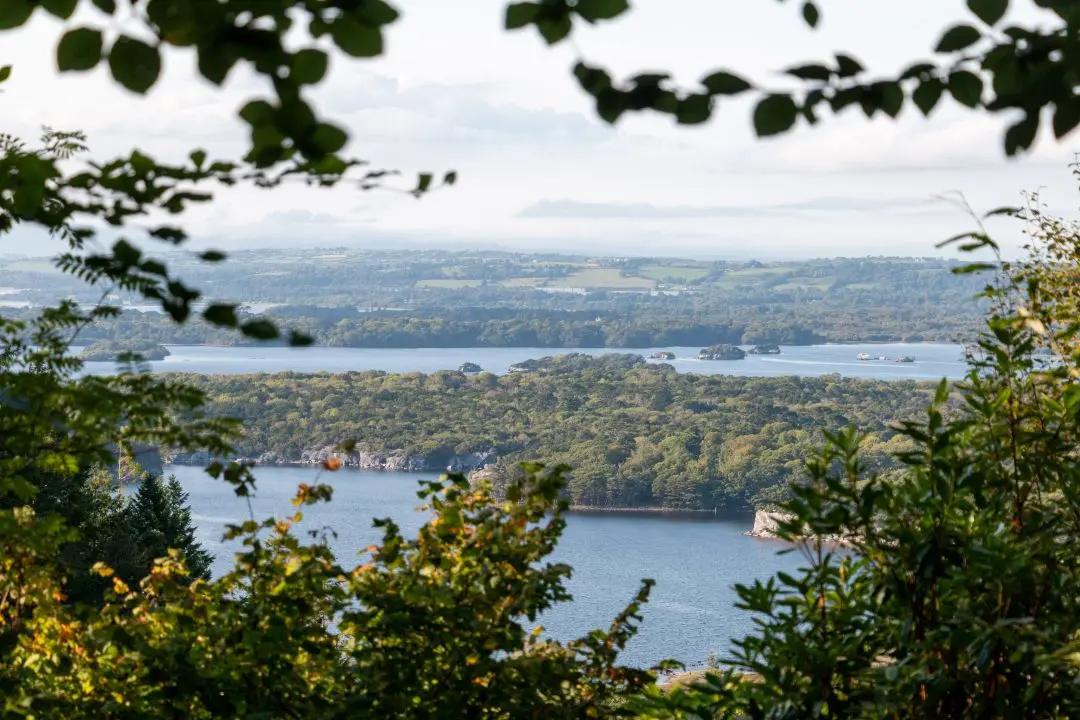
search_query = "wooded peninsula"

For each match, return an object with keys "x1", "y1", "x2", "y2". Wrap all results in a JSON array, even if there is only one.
[{"x1": 179, "y1": 354, "x2": 937, "y2": 510}]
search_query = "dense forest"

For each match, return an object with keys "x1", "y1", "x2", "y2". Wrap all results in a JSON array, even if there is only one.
[
  {"x1": 179, "y1": 354, "x2": 939, "y2": 510},
  {"x1": 56, "y1": 305, "x2": 973, "y2": 348}
]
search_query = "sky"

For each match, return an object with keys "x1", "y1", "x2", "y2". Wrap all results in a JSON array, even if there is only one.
[{"x1": 2, "y1": 0, "x2": 1078, "y2": 260}]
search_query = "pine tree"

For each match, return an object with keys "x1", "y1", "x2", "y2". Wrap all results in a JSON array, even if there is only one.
[{"x1": 127, "y1": 473, "x2": 212, "y2": 581}]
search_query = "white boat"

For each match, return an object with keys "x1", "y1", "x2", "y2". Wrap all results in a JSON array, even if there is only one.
[{"x1": 856, "y1": 353, "x2": 871, "y2": 361}]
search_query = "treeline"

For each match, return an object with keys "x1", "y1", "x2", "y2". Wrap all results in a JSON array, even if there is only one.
[
  {"x1": 184, "y1": 354, "x2": 939, "y2": 510},
  {"x1": 63, "y1": 304, "x2": 974, "y2": 349}
]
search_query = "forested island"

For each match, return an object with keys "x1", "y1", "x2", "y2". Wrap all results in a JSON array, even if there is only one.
[
  {"x1": 78, "y1": 340, "x2": 171, "y2": 362},
  {"x1": 174, "y1": 354, "x2": 939, "y2": 510},
  {"x1": 699, "y1": 344, "x2": 746, "y2": 360}
]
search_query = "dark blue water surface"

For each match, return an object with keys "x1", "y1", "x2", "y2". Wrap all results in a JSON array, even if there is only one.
[{"x1": 176, "y1": 464, "x2": 809, "y2": 669}]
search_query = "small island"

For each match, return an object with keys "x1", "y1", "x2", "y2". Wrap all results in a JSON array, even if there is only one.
[
  {"x1": 459, "y1": 362, "x2": 483, "y2": 374},
  {"x1": 79, "y1": 340, "x2": 171, "y2": 362},
  {"x1": 747, "y1": 344, "x2": 781, "y2": 355},
  {"x1": 698, "y1": 344, "x2": 746, "y2": 361}
]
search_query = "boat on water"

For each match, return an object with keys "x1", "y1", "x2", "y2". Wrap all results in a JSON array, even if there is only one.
[
  {"x1": 895, "y1": 355, "x2": 915, "y2": 363},
  {"x1": 856, "y1": 353, "x2": 871, "y2": 361}
]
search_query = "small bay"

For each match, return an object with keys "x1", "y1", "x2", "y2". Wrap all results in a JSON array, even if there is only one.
[{"x1": 176, "y1": 464, "x2": 807, "y2": 670}]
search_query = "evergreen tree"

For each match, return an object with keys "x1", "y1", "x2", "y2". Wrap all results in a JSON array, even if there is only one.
[{"x1": 126, "y1": 473, "x2": 212, "y2": 582}]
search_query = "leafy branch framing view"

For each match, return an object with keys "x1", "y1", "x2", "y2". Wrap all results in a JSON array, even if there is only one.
[{"x1": 3, "y1": 0, "x2": 1080, "y2": 717}]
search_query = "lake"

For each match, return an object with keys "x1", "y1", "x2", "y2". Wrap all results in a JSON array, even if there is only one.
[
  {"x1": 84, "y1": 342, "x2": 969, "y2": 380},
  {"x1": 176, "y1": 464, "x2": 808, "y2": 670}
]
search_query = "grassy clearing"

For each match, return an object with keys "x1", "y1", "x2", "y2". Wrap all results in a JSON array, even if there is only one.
[
  {"x1": 500, "y1": 277, "x2": 548, "y2": 287},
  {"x1": 635, "y1": 264, "x2": 710, "y2": 283},
  {"x1": 773, "y1": 278, "x2": 834, "y2": 292},
  {"x1": 549, "y1": 268, "x2": 655, "y2": 289},
  {"x1": 726, "y1": 265, "x2": 796, "y2": 278},
  {"x1": 415, "y1": 278, "x2": 483, "y2": 289}
]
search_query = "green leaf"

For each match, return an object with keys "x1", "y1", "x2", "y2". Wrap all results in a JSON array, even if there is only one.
[
  {"x1": 57, "y1": 27, "x2": 103, "y2": 72},
  {"x1": 536, "y1": 15, "x2": 573, "y2": 44},
  {"x1": 574, "y1": 0, "x2": 630, "y2": 22},
  {"x1": 241, "y1": 319, "x2": 281, "y2": 341},
  {"x1": 108, "y1": 35, "x2": 162, "y2": 94},
  {"x1": 204, "y1": 304, "x2": 239, "y2": 327},
  {"x1": 331, "y1": 18, "x2": 383, "y2": 57},
  {"x1": 190, "y1": 149, "x2": 207, "y2": 168},
  {"x1": 41, "y1": 0, "x2": 78, "y2": 19},
  {"x1": 443, "y1": 170, "x2": 457, "y2": 186},
  {"x1": 0, "y1": 66, "x2": 10, "y2": 83},
  {"x1": 415, "y1": 173, "x2": 433, "y2": 193},
  {"x1": 595, "y1": 90, "x2": 627, "y2": 123},
  {"x1": 753, "y1": 94, "x2": 798, "y2": 137},
  {"x1": 291, "y1": 48, "x2": 329, "y2": 85},
  {"x1": 701, "y1": 71, "x2": 752, "y2": 95},
  {"x1": 912, "y1": 78, "x2": 945, "y2": 116},
  {"x1": 1003, "y1": 112, "x2": 1038, "y2": 156},
  {"x1": 676, "y1": 94, "x2": 712, "y2": 125},
  {"x1": 900, "y1": 62, "x2": 936, "y2": 80},
  {"x1": 239, "y1": 100, "x2": 275, "y2": 126},
  {"x1": 504, "y1": 2, "x2": 539, "y2": 29},
  {"x1": 949, "y1": 70, "x2": 983, "y2": 107},
  {"x1": 0, "y1": 0, "x2": 32, "y2": 30},
  {"x1": 312, "y1": 123, "x2": 348, "y2": 154},
  {"x1": 197, "y1": 44, "x2": 238, "y2": 85},
  {"x1": 289, "y1": 331, "x2": 314, "y2": 348},
  {"x1": 356, "y1": 0, "x2": 400, "y2": 25},
  {"x1": 802, "y1": 1, "x2": 820, "y2": 28},
  {"x1": 1052, "y1": 99, "x2": 1080, "y2": 139},
  {"x1": 91, "y1": 0, "x2": 116, "y2": 11},
  {"x1": 877, "y1": 82, "x2": 904, "y2": 118},
  {"x1": 935, "y1": 24, "x2": 981, "y2": 52},
  {"x1": 834, "y1": 54, "x2": 864, "y2": 78},
  {"x1": 967, "y1": 0, "x2": 1009, "y2": 25},
  {"x1": 112, "y1": 239, "x2": 141, "y2": 266},
  {"x1": 785, "y1": 64, "x2": 831, "y2": 81}
]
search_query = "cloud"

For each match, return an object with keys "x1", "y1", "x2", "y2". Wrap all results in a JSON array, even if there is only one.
[
  {"x1": 516, "y1": 196, "x2": 955, "y2": 220},
  {"x1": 262, "y1": 210, "x2": 350, "y2": 225},
  {"x1": 321, "y1": 73, "x2": 610, "y2": 147}
]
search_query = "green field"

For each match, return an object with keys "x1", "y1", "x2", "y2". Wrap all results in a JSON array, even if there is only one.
[
  {"x1": 549, "y1": 268, "x2": 655, "y2": 290},
  {"x1": 415, "y1": 278, "x2": 484, "y2": 289},
  {"x1": 726, "y1": 265, "x2": 796, "y2": 278},
  {"x1": 500, "y1": 277, "x2": 548, "y2": 287},
  {"x1": 773, "y1": 280, "x2": 834, "y2": 292},
  {"x1": 635, "y1": 264, "x2": 710, "y2": 283}
]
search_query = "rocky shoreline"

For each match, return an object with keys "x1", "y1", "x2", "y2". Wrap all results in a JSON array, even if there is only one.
[
  {"x1": 746, "y1": 509, "x2": 856, "y2": 547},
  {"x1": 164, "y1": 453, "x2": 851, "y2": 533},
  {"x1": 165, "y1": 446, "x2": 498, "y2": 474}
]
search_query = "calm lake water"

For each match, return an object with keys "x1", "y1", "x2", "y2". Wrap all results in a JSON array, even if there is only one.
[
  {"x1": 84, "y1": 342, "x2": 968, "y2": 380},
  {"x1": 175, "y1": 464, "x2": 808, "y2": 669}
]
